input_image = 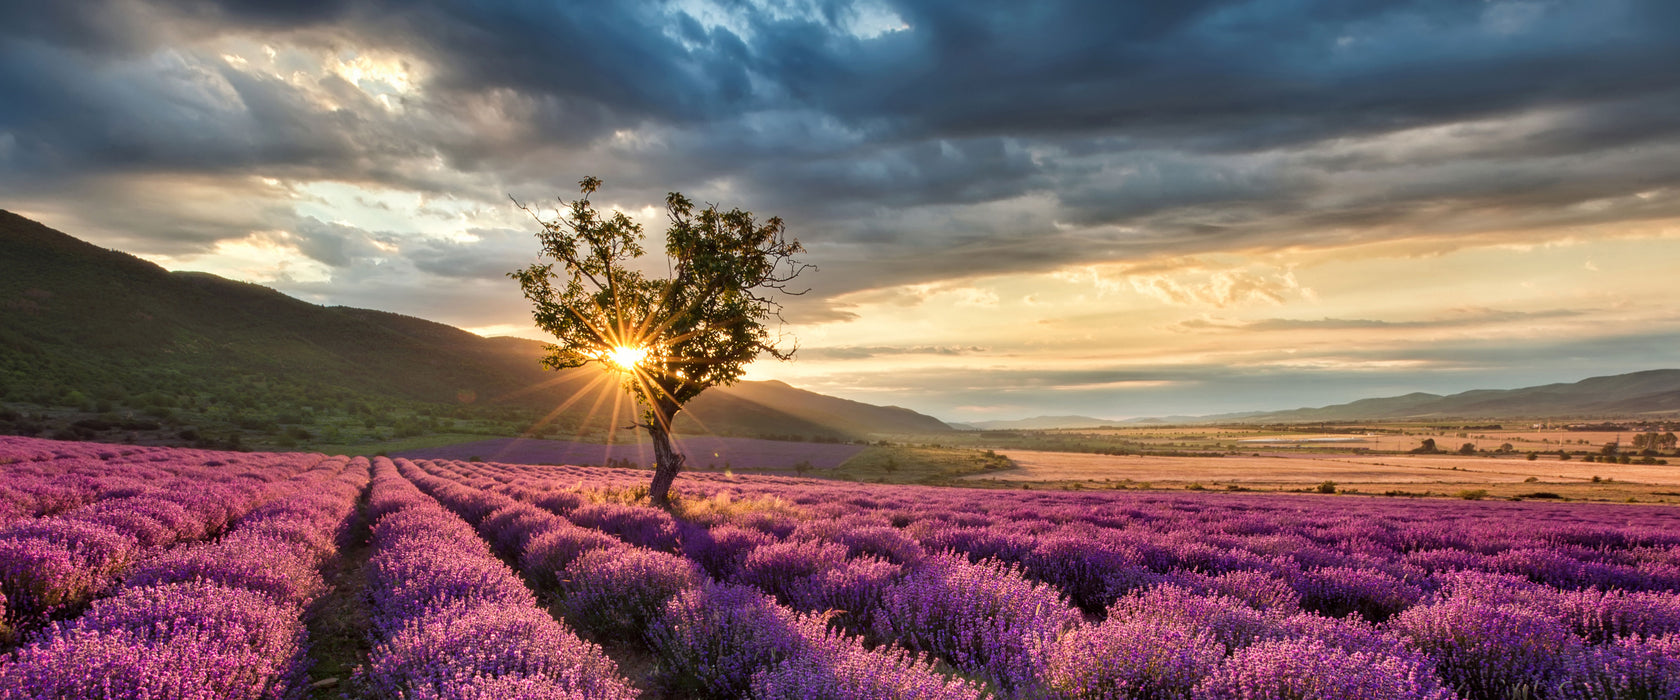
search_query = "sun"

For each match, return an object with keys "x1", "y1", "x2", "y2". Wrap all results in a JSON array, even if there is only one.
[{"x1": 606, "y1": 344, "x2": 649, "y2": 372}]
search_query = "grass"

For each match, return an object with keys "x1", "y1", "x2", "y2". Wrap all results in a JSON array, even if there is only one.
[
  {"x1": 828, "y1": 445, "x2": 1014, "y2": 484},
  {"x1": 672, "y1": 490, "x2": 805, "y2": 524},
  {"x1": 946, "y1": 476, "x2": 1680, "y2": 505}
]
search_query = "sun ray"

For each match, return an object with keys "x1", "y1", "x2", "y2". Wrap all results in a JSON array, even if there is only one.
[
  {"x1": 485, "y1": 370, "x2": 577, "y2": 404},
  {"x1": 574, "y1": 368, "x2": 627, "y2": 442},
  {"x1": 517, "y1": 369, "x2": 617, "y2": 438},
  {"x1": 605, "y1": 376, "x2": 628, "y2": 446}
]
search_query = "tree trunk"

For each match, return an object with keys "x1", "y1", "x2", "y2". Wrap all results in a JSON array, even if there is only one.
[{"x1": 646, "y1": 406, "x2": 685, "y2": 509}]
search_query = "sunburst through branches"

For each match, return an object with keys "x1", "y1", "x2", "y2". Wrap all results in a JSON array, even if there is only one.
[
  {"x1": 606, "y1": 344, "x2": 649, "y2": 372},
  {"x1": 509, "y1": 175, "x2": 812, "y2": 507}
]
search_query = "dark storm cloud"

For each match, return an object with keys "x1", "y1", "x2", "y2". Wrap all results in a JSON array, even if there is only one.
[
  {"x1": 743, "y1": 1, "x2": 1680, "y2": 143},
  {"x1": 3, "y1": 0, "x2": 1680, "y2": 309},
  {"x1": 0, "y1": 40, "x2": 404, "y2": 182}
]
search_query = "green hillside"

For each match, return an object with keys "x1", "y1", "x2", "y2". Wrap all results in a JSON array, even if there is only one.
[{"x1": 0, "y1": 210, "x2": 950, "y2": 449}]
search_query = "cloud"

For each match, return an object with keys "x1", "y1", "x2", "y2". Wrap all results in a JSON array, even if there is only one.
[
  {"x1": 1128, "y1": 267, "x2": 1309, "y2": 307},
  {"x1": 279, "y1": 216, "x2": 397, "y2": 268},
  {"x1": 5, "y1": 1, "x2": 1678, "y2": 287},
  {"x1": 406, "y1": 227, "x2": 533, "y2": 280},
  {"x1": 787, "y1": 325, "x2": 1680, "y2": 420},
  {"x1": 799, "y1": 344, "x2": 989, "y2": 361},
  {"x1": 3, "y1": 0, "x2": 1680, "y2": 418},
  {"x1": 1174, "y1": 308, "x2": 1589, "y2": 333}
]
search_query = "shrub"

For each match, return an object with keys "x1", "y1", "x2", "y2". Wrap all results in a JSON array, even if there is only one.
[
  {"x1": 1047, "y1": 616, "x2": 1224, "y2": 700},
  {"x1": 646, "y1": 582, "x2": 818, "y2": 699},
  {"x1": 557, "y1": 547, "x2": 701, "y2": 640},
  {"x1": 874, "y1": 553, "x2": 1080, "y2": 695},
  {"x1": 1191, "y1": 638, "x2": 1454, "y2": 700}
]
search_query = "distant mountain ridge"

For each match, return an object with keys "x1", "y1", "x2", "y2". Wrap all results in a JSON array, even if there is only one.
[
  {"x1": 0, "y1": 210, "x2": 951, "y2": 439},
  {"x1": 1213, "y1": 370, "x2": 1680, "y2": 423},
  {"x1": 956, "y1": 371, "x2": 1680, "y2": 429},
  {"x1": 960, "y1": 415, "x2": 1135, "y2": 430}
]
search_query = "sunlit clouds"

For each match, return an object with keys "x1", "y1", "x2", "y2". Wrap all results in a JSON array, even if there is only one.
[{"x1": 3, "y1": 0, "x2": 1679, "y2": 421}]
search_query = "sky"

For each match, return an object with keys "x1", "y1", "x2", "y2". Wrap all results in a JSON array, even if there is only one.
[{"x1": 3, "y1": 0, "x2": 1679, "y2": 422}]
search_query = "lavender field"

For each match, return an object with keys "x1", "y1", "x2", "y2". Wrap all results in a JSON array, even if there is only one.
[{"x1": 1, "y1": 435, "x2": 1677, "y2": 699}]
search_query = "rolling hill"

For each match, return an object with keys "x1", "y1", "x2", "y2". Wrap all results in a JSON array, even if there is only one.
[
  {"x1": 1193, "y1": 370, "x2": 1680, "y2": 423},
  {"x1": 960, "y1": 415, "x2": 1136, "y2": 431},
  {"x1": 0, "y1": 210, "x2": 951, "y2": 441}
]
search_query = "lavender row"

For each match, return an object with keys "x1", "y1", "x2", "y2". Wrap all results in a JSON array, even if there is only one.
[
  {"x1": 419, "y1": 459, "x2": 1461, "y2": 698},
  {"x1": 453, "y1": 456, "x2": 1680, "y2": 610},
  {"x1": 0, "y1": 436, "x2": 277, "y2": 525},
  {"x1": 0, "y1": 435, "x2": 183, "y2": 466},
  {"x1": 437, "y1": 459, "x2": 1441, "y2": 699},
  {"x1": 405, "y1": 460, "x2": 1284, "y2": 696},
  {"x1": 423, "y1": 456, "x2": 1680, "y2": 700},
  {"x1": 685, "y1": 499, "x2": 1468, "y2": 700},
  {"x1": 399, "y1": 458, "x2": 984, "y2": 700},
  {"x1": 0, "y1": 450, "x2": 334, "y2": 639},
  {"x1": 419, "y1": 455, "x2": 1680, "y2": 596},
  {"x1": 354, "y1": 456, "x2": 638, "y2": 699},
  {"x1": 0, "y1": 456, "x2": 370, "y2": 698}
]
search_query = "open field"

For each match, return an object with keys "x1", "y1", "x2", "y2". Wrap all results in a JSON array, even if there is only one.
[
  {"x1": 7, "y1": 435, "x2": 1677, "y2": 699},
  {"x1": 979, "y1": 450, "x2": 1680, "y2": 485},
  {"x1": 968, "y1": 449, "x2": 1680, "y2": 503},
  {"x1": 1044, "y1": 424, "x2": 1673, "y2": 453},
  {"x1": 1225, "y1": 430, "x2": 1641, "y2": 452}
]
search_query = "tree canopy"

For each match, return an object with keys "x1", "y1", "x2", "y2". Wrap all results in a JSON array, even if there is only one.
[{"x1": 510, "y1": 176, "x2": 810, "y2": 506}]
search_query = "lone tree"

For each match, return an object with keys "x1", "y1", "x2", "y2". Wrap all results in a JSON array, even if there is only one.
[{"x1": 510, "y1": 177, "x2": 810, "y2": 508}]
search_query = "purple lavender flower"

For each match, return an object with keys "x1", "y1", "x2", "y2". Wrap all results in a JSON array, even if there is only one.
[
  {"x1": 645, "y1": 581, "x2": 818, "y2": 698},
  {"x1": 122, "y1": 534, "x2": 328, "y2": 606},
  {"x1": 1164, "y1": 569, "x2": 1302, "y2": 612},
  {"x1": 521, "y1": 523, "x2": 626, "y2": 585},
  {"x1": 1046, "y1": 616, "x2": 1226, "y2": 700},
  {"x1": 873, "y1": 553, "x2": 1080, "y2": 697},
  {"x1": 1108, "y1": 585, "x2": 1283, "y2": 650},
  {"x1": 0, "y1": 626, "x2": 290, "y2": 700},
  {"x1": 557, "y1": 545, "x2": 703, "y2": 640},
  {"x1": 358, "y1": 458, "x2": 637, "y2": 699},
  {"x1": 1553, "y1": 633, "x2": 1680, "y2": 700},
  {"x1": 567, "y1": 502, "x2": 683, "y2": 552},
  {"x1": 681, "y1": 522, "x2": 777, "y2": 578},
  {"x1": 1392, "y1": 596, "x2": 1584, "y2": 700},
  {"x1": 1028, "y1": 533, "x2": 1163, "y2": 614},
  {"x1": 831, "y1": 524, "x2": 926, "y2": 565},
  {"x1": 752, "y1": 627, "x2": 987, "y2": 700},
  {"x1": 1192, "y1": 637, "x2": 1457, "y2": 700},
  {"x1": 1296, "y1": 566, "x2": 1425, "y2": 622},
  {"x1": 483, "y1": 502, "x2": 565, "y2": 558},
  {"x1": 356, "y1": 600, "x2": 638, "y2": 700}
]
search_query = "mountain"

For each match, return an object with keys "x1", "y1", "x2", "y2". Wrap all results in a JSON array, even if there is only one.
[
  {"x1": 961, "y1": 415, "x2": 1134, "y2": 430},
  {"x1": 687, "y1": 380, "x2": 952, "y2": 436},
  {"x1": 1193, "y1": 370, "x2": 1680, "y2": 423},
  {"x1": 0, "y1": 210, "x2": 950, "y2": 440},
  {"x1": 955, "y1": 374, "x2": 1680, "y2": 430}
]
